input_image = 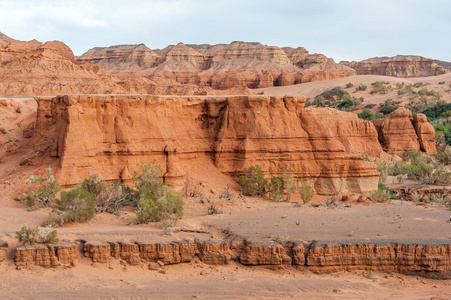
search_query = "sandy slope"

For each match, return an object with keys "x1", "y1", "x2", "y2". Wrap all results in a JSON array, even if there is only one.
[{"x1": 259, "y1": 73, "x2": 451, "y2": 107}]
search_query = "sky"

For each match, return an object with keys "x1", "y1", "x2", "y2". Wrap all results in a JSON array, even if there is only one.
[{"x1": 0, "y1": 0, "x2": 450, "y2": 62}]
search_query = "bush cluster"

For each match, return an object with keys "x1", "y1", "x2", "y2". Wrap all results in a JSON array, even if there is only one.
[
  {"x1": 370, "y1": 81, "x2": 391, "y2": 95},
  {"x1": 27, "y1": 164, "x2": 184, "y2": 227},
  {"x1": 357, "y1": 109, "x2": 383, "y2": 121}
]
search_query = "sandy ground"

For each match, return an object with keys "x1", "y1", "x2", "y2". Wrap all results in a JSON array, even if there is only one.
[
  {"x1": 259, "y1": 73, "x2": 451, "y2": 108},
  {"x1": 1, "y1": 84, "x2": 451, "y2": 299}
]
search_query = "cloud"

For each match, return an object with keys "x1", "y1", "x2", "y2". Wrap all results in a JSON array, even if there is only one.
[{"x1": 0, "y1": 0, "x2": 449, "y2": 61}]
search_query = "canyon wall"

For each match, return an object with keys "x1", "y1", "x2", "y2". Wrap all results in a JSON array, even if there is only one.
[
  {"x1": 343, "y1": 55, "x2": 449, "y2": 77},
  {"x1": 78, "y1": 41, "x2": 357, "y2": 89},
  {"x1": 33, "y1": 94, "x2": 381, "y2": 195},
  {"x1": 12, "y1": 239, "x2": 451, "y2": 278}
]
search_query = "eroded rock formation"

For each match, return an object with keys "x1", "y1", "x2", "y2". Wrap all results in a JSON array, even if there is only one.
[
  {"x1": 14, "y1": 240, "x2": 451, "y2": 278},
  {"x1": 372, "y1": 108, "x2": 437, "y2": 155},
  {"x1": 33, "y1": 94, "x2": 381, "y2": 195},
  {"x1": 78, "y1": 41, "x2": 357, "y2": 89},
  {"x1": 343, "y1": 55, "x2": 449, "y2": 77},
  {"x1": 14, "y1": 243, "x2": 78, "y2": 267},
  {"x1": 0, "y1": 240, "x2": 7, "y2": 262}
]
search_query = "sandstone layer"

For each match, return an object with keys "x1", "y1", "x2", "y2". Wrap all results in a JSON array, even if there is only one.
[
  {"x1": 13, "y1": 240, "x2": 451, "y2": 278},
  {"x1": 79, "y1": 41, "x2": 357, "y2": 89},
  {"x1": 32, "y1": 94, "x2": 381, "y2": 195},
  {"x1": 372, "y1": 107, "x2": 436, "y2": 155},
  {"x1": 14, "y1": 243, "x2": 78, "y2": 267},
  {"x1": 342, "y1": 55, "x2": 449, "y2": 77},
  {"x1": 0, "y1": 240, "x2": 7, "y2": 262}
]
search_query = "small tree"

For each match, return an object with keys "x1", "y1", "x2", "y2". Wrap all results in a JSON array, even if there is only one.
[
  {"x1": 283, "y1": 171, "x2": 296, "y2": 202},
  {"x1": 23, "y1": 168, "x2": 60, "y2": 207},
  {"x1": 56, "y1": 187, "x2": 96, "y2": 223},
  {"x1": 299, "y1": 181, "x2": 315, "y2": 204},
  {"x1": 15, "y1": 224, "x2": 39, "y2": 246},
  {"x1": 238, "y1": 165, "x2": 268, "y2": 197},
  {"x1": 132, "y1": 163, "x2": 184, "y2": 224},
  {"x1": 269, "y1": 176, "x2": 284, "y2": 201},
  {"x1": 77, "y1": 173, "x2": 107, "y2": 201}
]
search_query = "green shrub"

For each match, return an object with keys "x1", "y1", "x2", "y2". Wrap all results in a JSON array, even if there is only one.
[
  {"x1": 77, "y1": 173, "x2": 107, "y2": 201},
  {"x1": 379, "y1": 99, "x2": 400, "y2": 115},
  {"x1": 15, "y1": 224, "x2": 39, "y2": 246},
  {"x1": 345, "y1": 82, "x2": 354, "y2": 88},
  {"x1": 299, "y1": 181, "x2": 315, "y2": 204},
  {"x1": 430, "y1": 165, "x2": 451, "y2": 185},
  {"x1": 413, "y1": 82, "x2": 423, "y2": 88},
  {"x1": 238, "y1": 164, "x2": 268, "y2": 197},
  {"x1": 396, "y1": 82, "x2": 405, "y2": 89},
  {"x1": 134, "y1": 188, "x2": 184, "y2": 224},
  {"x1": 371, "y1": 183, "x2": 392, "y2": 203},
  {"x1": 356, "y1": 84, "x2": 367, "y2": 91},
  {"x1": 132, "y1": 163, "x2": 184, "y2": 224},
  {"x1": 435, "y1": 145, "x2": 451, "y2": 165},
  {"x1": 16, "y1": 224, "x2": 59, "y2": 245},
  {"x1": 438, "y1": 81, "x2": 445, "y2": 85},
  {"x1": 23, "y1": 168, "x2": 60, "y2": 207},
  {"x1": 269, "y1": 176, "x2": 284, "y2": 201},
  {"x1": 374, "y1": 161, "x2": 388, "y2": 183},
  {"x1": 56, "y1": 187, "x2": 96, "y2": 223},
  {"x1": 283, "y1": 171, "x2": 296, "y2": 202},
  {"x1": 370, "y1": 81, "x2": 391, "y2": 95},
  {"x1": 389, "y1": 161, "x2": 410, "y2": 176},
  {"x1": 42, "y1": 210, "x2": 66, "y2": 227},
  {"x1": 357, "y1": 109, "x2": 383, "y2": 121}
]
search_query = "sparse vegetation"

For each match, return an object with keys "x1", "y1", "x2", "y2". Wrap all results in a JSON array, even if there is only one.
[
  {"x1": 438, "y1": 81, "x2": 445, "y2": 85},
  {"x1": 22, "y1": 167, "x2": 60, "y2": 208},
  {"x1": 15, "y1": 224, "x2": 59, "y2": 246},
  {"x1": 56, "y1": 187, "x2": 97, "y2": 224},
  {"x1": 357, "y1": 109, "x2": 383, "y2": 121},
  {"x1": 238, "y1": 164, "x2": 268, "y2": 197},
  {"x1": 370, "y1": 81, "x2": 391, "y2": 95},
  {"x1": 379, "y1": 99, "x2": 400, "y2": 115},
  {"x1": 268, "y1": 176, "x2": 284, "y2": 201},
  {"x1": 355, "y1": 84, "x2": 367, "y2": 91},
  {"x1": 283, "y1": 171, "x2": 296, "y2": 202},
  {"x1": 371, "y1": 185, "x2": 391, "y2": 203},
  {"x1": 132, "y1": 163, "x2": 184, "y2": 224},
  {"x1": 299, "y1": 181, "x2": 315, "y2": 204},
  {"x1": 345, "y1": 82, "x2": 354, "y2": 88}
]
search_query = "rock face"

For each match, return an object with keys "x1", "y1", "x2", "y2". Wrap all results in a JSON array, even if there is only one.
[
  {"x1": 372, "y1": 108, "x2": 437, "y2": 155},
  {"x1": 345, "y1": 55, "x2": 449, "y2": 77},
  {"x1": 14, "y1": 243, "x2": 78, "y2": 267},
  {"x1": 78, "y1": 41, "x2": 357, "y2": 89},
  {"x1": 0, "y1": 240, "x2": 7, "y2": 262},
  {"x1": 34, "y1": 94, "x2": 381, "y2": 195},
  {"x1": 17, "y1": 239, "x2": 450, "y2": 278}
]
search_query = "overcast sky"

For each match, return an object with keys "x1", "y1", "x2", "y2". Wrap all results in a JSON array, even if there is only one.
[{"x1": 0, "y1": 0, "x2": 449, "y2": 62}]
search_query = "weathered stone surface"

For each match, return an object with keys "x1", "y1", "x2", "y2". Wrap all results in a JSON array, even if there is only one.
[
  {"x1": 239, "y1": 244, "x2": 292, "y2": 266},
  {"x1": 373, "y1": 108, "x2": 436, "y2": 155},
  {"x1": 0, "y1": 239, "x2": 8, "y2": 262},
  {"x1": 15, "y1": 243, "x2": 77, "y2": 267},
  {"x1": 373, "y1": 108, "x2": 418, "y2": 154},
  {"x1": 346, "y1": 55, "x2": 448, "y2": 77},
  {"x1": 139, "y1": 242, "x2": 197, "y2": 264},
  {"x1": 306, "y1": 243, "x2": 451, "y2": 276},
  {"x1": 34, "y1": 94, "x2": 380, "y2": 195},
  {"x1": 197, "y1": 242, "x2": 232, "y2": 265},
  {"x1": 83, "y1": 242, "x2": 111, "y2": 263},
  {"x1": 79, "y1": 41, "x2": 356, "y2": 89},
  {"x1": 413, "y1": 113, "x2": 437, "y2": 154}
]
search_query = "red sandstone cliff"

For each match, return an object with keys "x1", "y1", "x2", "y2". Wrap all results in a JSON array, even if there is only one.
[
  {"x1": 341, "y1": 55, "x2": 449, "y2": 77},
  {"x1": 32, "y1": 94, "x2": 380, "y2": 195},
  {"x1": 372, "y1": 107, "x2": 436, "y2": 155},
  {"x1": 78, "y1": 41, "x2": 357, "y2": 89}
]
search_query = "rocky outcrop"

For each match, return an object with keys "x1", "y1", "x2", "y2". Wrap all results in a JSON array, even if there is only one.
[
  {"x1": 0, "y1": 240, "x2": 7, "y2": 262},
  {"x1": 33, "y1": 94, "x2": 380, "y2": 195},
  {"x1": 413, "y1": 113, "x2": 437, "y2": 154},
  {"x1": 307, "y1": 243, "x2": 451, "y2": 276},
  {"x1": 17, "y1": 239, "x2": 450, "y2": 278},
  {"x1": 372, "y1": 108, "x2": 436, "y2": 155},
  {"x1": 79, "y1": 41, "x2": 356, "y2": 89},
  {"x1": 15, "y1": 243, "x2": 78, "y2": 267},
  {"x1": 346, "y1": 55, "x2": 449, "y2": 77}
]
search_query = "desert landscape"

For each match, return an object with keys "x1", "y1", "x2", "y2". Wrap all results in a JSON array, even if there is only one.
[{"x1": 1, "y1": 5, "x2": 451, "y2": 298}]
